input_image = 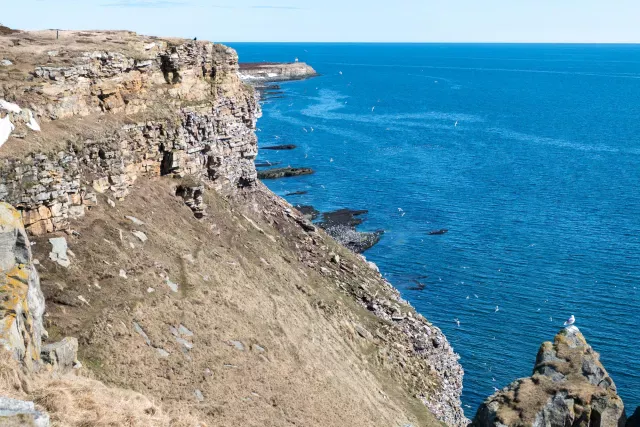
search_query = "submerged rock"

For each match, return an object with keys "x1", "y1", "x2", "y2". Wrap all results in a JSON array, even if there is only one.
[
  {"x1": 285, "y1": 190, "x2": 308, "y2": 196},
  {"x1": 257, "y1": 167, "x2": 314, "y2": 180},
  {"x1": 295, "y1": 205, "x2": 319, "y2": 221},
  {"x1": 472, "y1": 326, "x2": 627, "y2": 427},
  {"x1": 262, "y1": 144, "x2": 296, "y2": 150}
]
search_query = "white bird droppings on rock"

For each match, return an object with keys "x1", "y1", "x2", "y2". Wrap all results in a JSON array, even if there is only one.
[{"x1": 49, "y1": 237, "x2": 71, "y2": 267}]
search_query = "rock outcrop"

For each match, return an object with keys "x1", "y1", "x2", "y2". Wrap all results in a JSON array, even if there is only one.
[
  {"x1": 0, "y1": 203, "x2": 45, "y2": 371},
  {"x1": 239, "y1": 61, "x2": 318, "y2": 82},
  {"x1": 0, "y1": 28, "x2": 467, "y2": 427},
  {"x1": 473, "y1": 326, "x2": 627, "y2": 427},
  {"x1": 0, "y1": 30, "x2": 259, "y2": 235},
  {"x1": 0, "y1": 397, "x2": 50, "y2": 427}
]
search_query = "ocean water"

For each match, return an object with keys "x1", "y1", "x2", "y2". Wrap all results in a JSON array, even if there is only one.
[{"x1": 228, "y1": 43, "x2": 640, "y2": 415}]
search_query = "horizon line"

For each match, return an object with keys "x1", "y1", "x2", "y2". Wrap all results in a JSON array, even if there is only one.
[{"x1": 223, "y1": 41, "x2": 640, "y2": 45}]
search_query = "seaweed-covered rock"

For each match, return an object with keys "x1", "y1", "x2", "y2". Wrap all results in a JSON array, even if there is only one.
[
  {"x1": 473, "y1": 326, "x2": 626, "y2": 427},
  {"x1": 257, "y1": 167, "x2": 314, "y2": 179}
]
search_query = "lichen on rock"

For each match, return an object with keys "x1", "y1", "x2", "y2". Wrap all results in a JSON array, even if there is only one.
[
  {"x1": 473, "y1": 326, "x2": 627, "y2": 427},
  {"x1": 0, "y1": 202, "x2": 45, "y2": 370}
]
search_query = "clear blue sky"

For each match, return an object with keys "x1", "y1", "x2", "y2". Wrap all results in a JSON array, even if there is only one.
[{"x1": 1, "y1": 0, "x2": 639, "y2": 43}]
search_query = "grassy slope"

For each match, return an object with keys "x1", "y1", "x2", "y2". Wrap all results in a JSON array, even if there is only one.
[{"x1": 30, "y1": 176, "x2": 443, "y2": 427}]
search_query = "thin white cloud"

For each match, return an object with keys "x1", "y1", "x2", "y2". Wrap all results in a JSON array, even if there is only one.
[
  {"x1": 101, "y1": 0, "x2": 189, "y2": 8},
  {"x1": 251, "y1": 5, "x2": 307, "y2": 10}
]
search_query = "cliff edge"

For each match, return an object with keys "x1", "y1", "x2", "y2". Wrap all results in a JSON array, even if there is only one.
[{"x1": 0, "y1": 28, "x2": 465, "y2": 426}]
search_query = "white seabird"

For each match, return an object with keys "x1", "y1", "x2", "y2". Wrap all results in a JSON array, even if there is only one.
[{"x1": 564, "y1": 315, "x2": 575, "y2": 326}]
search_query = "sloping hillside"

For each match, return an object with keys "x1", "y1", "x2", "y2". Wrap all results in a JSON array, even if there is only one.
[{"x1": 0, "y1": 27, "x2": 465, "y2": 426}]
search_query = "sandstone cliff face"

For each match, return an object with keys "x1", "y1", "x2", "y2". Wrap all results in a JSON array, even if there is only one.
[
  {"x1": 0, "y1": 30, "x2": 259, "y2": 234},
  {"x1": 0, "y1": 29, "x2": 467, "y2": 426},
  {"x1": 473, "y1": 326, "x2": 626, "y2": 427}
]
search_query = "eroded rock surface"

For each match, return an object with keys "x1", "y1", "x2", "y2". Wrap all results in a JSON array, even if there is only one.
[
  {"x1": 0, "y1": 203, "x2": 45, "y2": 370},
  {"x1": 473, "y1": 326, "x2": 626, "y2": 427},
  {"x1": 0, "y1": 30, "x2": 260, "y2": 235}
]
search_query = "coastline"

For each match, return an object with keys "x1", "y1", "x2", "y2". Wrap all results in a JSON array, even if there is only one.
[{"x1": 0, "y1": 28, "x2": 467, "y2": 426}]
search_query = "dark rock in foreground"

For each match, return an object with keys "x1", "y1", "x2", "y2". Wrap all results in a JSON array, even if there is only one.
[
  {"x1": 318, "y1": 209, "x2": 383, "y2": 253},
  {"x1": 257, "y1": 167, "x2": 314, "y2": 180},
  {"x1": 473, "y1": 326, "x2": 627, "y2": 427},
  {"x1": 262, "y1": 144, "x2": 297, "y2": 150},
  {"x1": 627, "y1": 407, "x2": 640, "y2": 427}
]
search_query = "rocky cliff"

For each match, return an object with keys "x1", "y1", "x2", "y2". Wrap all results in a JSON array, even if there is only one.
[
  {"x1": 0, "y1": 28, "x2": 466, "y2": 426},
  {"x1": 472, "y1": 326, "x2": 627, "y2": 427},
  {"x1": 239, "y1": 62, "x2": 318, "y2": 82}
]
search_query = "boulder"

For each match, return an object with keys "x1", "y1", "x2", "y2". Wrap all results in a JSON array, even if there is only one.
[
  {"x1": 0, "y1": 397, "x2": 49, "y2": 427},
  {"x1": 0, "y1": 203, "x2": 45, "y2": 370},
  {"x1": 473, "y1": 326, "x2": 627, "y2": 427},
  {"x1": 40, "y1": 337, "x2": 78, "y2": 371}
]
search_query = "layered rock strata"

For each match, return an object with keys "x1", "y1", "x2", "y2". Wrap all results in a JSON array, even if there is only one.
[{"x1": 0, "y1": 30, "x2": 259, "y2": 235}]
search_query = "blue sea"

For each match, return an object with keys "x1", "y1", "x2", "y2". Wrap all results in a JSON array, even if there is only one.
[{"x1": 228, "y1": 43, "x2": 640, "y2": 416}]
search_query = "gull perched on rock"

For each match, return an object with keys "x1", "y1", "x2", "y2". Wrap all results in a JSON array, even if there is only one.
[{"x1": 564, "y1": 314, "x2": 575, "y2": 327}]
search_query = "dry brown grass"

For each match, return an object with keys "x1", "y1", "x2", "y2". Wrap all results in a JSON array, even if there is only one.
[
  {"x1": 0, "y1": 351, "x2": 204, "y2": 426},
  {"x1": 28, "y1": 177, "x2": 443, "y2": 427}
]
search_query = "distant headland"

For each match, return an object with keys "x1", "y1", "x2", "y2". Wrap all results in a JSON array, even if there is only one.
[{"x1": 239, "y1": 61, "x2": 318, "y2": 82}]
